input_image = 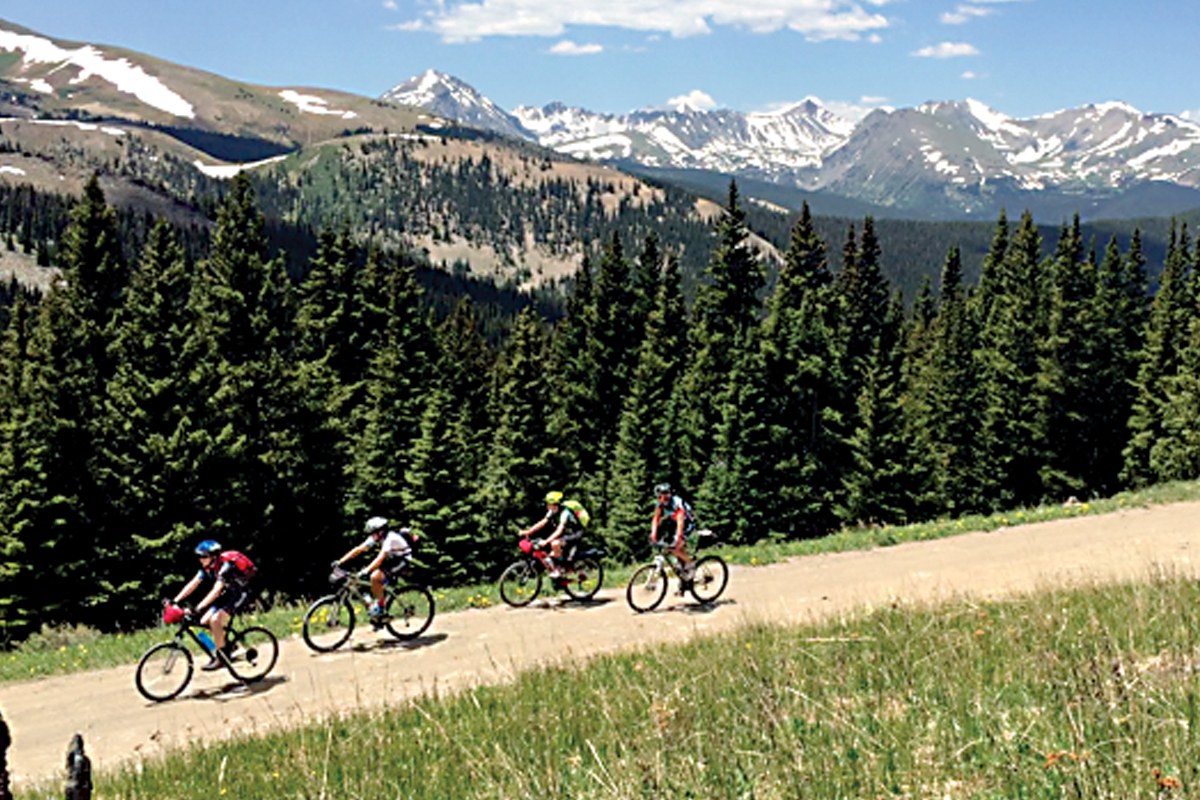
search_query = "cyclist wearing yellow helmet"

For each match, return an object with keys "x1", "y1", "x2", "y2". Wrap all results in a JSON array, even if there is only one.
[{"x1": 520, "y1": 491, "x2": 589, "y2": 579}]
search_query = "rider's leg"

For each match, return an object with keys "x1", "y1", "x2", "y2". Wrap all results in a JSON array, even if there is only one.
[
  {"x1": 208, "y1": 608, "x2": 230, "y2": 651},
  {"x1": 548, "y1": 541, "x2": 563, "y2": 576},
  {"x1": 370, "y1": 569, "x2": 387, "y2": 609}
]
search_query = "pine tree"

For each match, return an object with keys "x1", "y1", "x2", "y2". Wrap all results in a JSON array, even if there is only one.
[
  {"x1": 346, "y1": 253, "x2": 434, "y2": 528},
  {"x1": 474, "y1": 308, "x2": 554, "y2": 575},
  {"x1": 839, "y1": 292, "x2": 911, "y2": 525},
  {"x1": 674, "y1": 181, "x2": 764, "y2": 490},
  {"x1": 606, "y1": 252, "x2": 685, "y2": 560},
  {"x1": 757, "y1": 203, "x2": 842, "y2": 536},
  {"x1": 92, "y1": 220, "x2": 209, "y2": 615},
  {"x1": 904, "y1": 245, "x2": 984, "y2": 514},
  {"x1": 697, "y1": 328, "x2": 775, "y2": 543},
  {"x1": 973, "y1": 211, "x2": 1049, "y2": 507},
  {"x1": 0, "y1": 294, "x2": 38, "y2": 636},
  {"x1": 1124, "y1": 222, "x2": 1191, "y2": 486}
]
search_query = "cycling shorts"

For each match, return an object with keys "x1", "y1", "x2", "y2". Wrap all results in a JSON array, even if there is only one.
[{"x1": 213, "y1": 583, "x2": 253, "y2": 616}]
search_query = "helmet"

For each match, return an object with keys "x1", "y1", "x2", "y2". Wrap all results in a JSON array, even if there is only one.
[
  {"x1": 364, "y1": 516, "x2": 388, "y2": 536},
  {"x1": 544, "y1": 491, "x2": 563, "y2": 505},
  {"x1": 194, "y1": 540, "x2": 221, "y2": 557},
  {"x1": 654, "y1": 483, "x2": 672, "y2": 496}
]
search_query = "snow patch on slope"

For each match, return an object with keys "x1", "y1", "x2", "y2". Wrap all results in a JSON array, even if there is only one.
[
  {"x1": 194, "y1": 154, "x2": 287, "y2": 179},
  {"x1": 279, "y1": 90, "x2": 358, "y2": 120},
  {"x1": 0, "y1": 27, "x2": 195, "y2": 118}
]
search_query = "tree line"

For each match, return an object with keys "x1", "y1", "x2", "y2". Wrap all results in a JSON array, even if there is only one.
[{"x1": 1, "y1": 173, "x2": 1197, "y2": 644}]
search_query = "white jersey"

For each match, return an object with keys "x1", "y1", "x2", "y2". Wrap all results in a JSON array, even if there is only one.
[{"x1": 362, "y1": 531, "x2": 412, "y2": 560}]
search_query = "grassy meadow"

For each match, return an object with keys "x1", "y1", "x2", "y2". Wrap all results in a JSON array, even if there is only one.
[
  {"x1": 95, "y1": 574, "x2": 1200, "y2": 799},
  {"x1": 3, "y1": 479, "x2": 1200, "y2": 683}
]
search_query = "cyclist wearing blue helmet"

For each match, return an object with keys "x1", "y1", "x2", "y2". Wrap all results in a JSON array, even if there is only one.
[{"x1": 170, "y1": 539, "x2": 257, "y2": 671}]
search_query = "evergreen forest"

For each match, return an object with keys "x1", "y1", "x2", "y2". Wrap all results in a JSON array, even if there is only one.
[{"x1": 2, "y1": 170, "x2": 1199, "y2": 646}]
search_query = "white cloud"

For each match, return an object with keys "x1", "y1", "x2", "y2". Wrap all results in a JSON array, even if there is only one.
[
  {"x1": 941, "y1": 4, "x2": 993, "y2": 24},
  {"x1": 549, "y1": 39, "x2": 604, "y2": 54},
  {"x1": 394, "y1": 0, "x2": 892, "y2": 43},
  {"x1": 912, "y1": 41, "x2": 979, "y2": 58},
  {"x1": 382, "y1": 0, "x2": 398, "y2": 9},
  {"x1": 1183, "y1": 108, "x2": 1200, "y2": 122},
  {"x1": 962, "y1": 70, "x2": 977, "y2": 79},
  {"x1": 667, "y1": 90, "x2": 718, "y2": 111}
]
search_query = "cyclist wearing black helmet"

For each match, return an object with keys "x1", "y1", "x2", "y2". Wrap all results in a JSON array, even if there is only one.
[
  {"x1": 650, "y1": 483, "x2": 696, "y2": 575},
  {"x1": 170, "y1": 540, "x2": 257, "y2": 671}
]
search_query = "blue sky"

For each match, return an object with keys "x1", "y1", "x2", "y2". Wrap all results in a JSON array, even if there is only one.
[{"x1": 4, "y1": 0, "x2": 1199, "y2": 122}]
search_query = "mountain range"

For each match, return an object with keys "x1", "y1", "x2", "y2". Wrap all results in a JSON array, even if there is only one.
[{"x1": 383, "y1": 70, "x2": 1200, "y2": 221}]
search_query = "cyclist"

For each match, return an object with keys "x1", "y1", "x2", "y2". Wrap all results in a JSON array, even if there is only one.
[
  {"x1": 520, "y1": 491, "x2": 588, "y2": 579},
  {"x1": 650, "y1": 483, "x2": 696, "y2": 578},
  {"x1": 333, "y1": 516, "x2": 415, "y2": 626},
  {"x1": 171, "y1": 540, "x2": 257, "y2": 671}
]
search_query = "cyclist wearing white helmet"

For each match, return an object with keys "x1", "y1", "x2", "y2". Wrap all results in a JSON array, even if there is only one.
[
  {"x1": 171, "y1": 539, "x2": 257, "y2": 671},
  {"x1": 520, "y1": 491, "x2": 588, "y2": 579},
  {"x1": 333, "y1": 516, "x2": 416, "y2": 625}
]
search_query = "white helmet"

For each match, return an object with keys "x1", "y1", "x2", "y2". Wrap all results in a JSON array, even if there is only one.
[{"x1": 364, "y1": 516, "x2": 388, "y2": 536}]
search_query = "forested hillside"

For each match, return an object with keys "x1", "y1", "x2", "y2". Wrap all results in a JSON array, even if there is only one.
[{"x1": 2, "y1": 170, "x2": 1198, "y2": 645}]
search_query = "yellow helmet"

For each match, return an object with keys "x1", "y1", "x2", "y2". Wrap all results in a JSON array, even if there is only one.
[{"x1": 544, "y1": 491, "x2": 564, "y2": 505}]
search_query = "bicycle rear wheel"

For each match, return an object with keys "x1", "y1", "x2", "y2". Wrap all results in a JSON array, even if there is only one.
[
  {"x1": 135, "y1": 642, "x2": 193, "y2": 702},
  {"x1": 562, "y1": 556, "x2": 604, "y2": 601},
  {"x1": 499, "y1": 560, "x2": 542, "y2": 607},
  {"x1": 626, "y1": 563, "x2": 668, "y2": 612},
  {"x1": 302, "y1": 594, "x2": 355, "y2": 652},
  {"x1": 384, "y1": 585, "x2": 435, "y2": 640},
  {"x1": 226, "y1": 625, "x2": 279, "y2": 683},
  {"x1": 688, "y1": 555, "x2": 729, "y2": 605}
]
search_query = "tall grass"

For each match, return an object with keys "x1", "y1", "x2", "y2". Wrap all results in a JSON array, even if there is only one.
[
  {"x1": 98, "y1": 574, "x2": 1200, "y2": 799},
  {"x1": 4, "y1": 478, "x2": 1200, "y2": 683}
]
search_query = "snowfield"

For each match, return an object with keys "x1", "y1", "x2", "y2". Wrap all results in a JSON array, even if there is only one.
[
  {"x1": 279, "y1": 90, "x2": 358, "y2": 120},
  {"x1": 0, "y1": 26, "x2": 195, "y2": 118}
]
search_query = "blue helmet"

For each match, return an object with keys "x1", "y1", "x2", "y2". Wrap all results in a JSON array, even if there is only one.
[{"x1": 195, "y1": 539, "x2": 221, "y2": 557}]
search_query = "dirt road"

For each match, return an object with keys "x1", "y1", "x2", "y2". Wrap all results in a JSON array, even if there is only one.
[{"x1": 2, "y1": 502, "x2": 1198, "y2": 788}]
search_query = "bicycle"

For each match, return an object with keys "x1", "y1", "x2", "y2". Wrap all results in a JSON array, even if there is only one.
[
  {"x1": 301, "y1": 565, "x2": 435, "y2": 652},
  {"x1": 135, "y1": 604, "x2": 280, "y2": 702},
  {"x1": 498, "y1": 537, "x2": 605, "y2": 607},
  {"x1": 625, "y1": 530, "x2": 729, "y2": 612}
]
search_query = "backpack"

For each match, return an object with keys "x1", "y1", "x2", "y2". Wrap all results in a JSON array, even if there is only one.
[
  {"x1": 562, "y1": 499, "x2": 591, "y2": 528},
  {"x1": 219, "y1": 550, "x2": 257, "y2": 580}
]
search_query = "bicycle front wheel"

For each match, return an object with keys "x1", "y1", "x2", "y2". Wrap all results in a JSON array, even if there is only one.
[
  {"x1": 226, "y1": 626, "x2": 279, "y2": 683},
  {"x1": 499, "y1": 560, "x2": 542, "y2": 607},
  {"x1": 563, "y1": 556, "x2": 604, "y2": 601},
  {"x1": 689, "y1": 555, "x2": 729, "y2": 605},
  {"x1": 626, "y1": 563, "x2": 668, "y2": 613},
  {"x1": 385, "y1": 585, "x2": 435, "y2": 640},
  {"x1": 302, "y1": 594, "x2": 356, "y2": 652},
  {"x1": 135, "y1": 642, "x2": 194, "y2": 702}
]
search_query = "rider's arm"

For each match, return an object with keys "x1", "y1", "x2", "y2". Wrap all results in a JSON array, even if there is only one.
[
  {"x1": 194, "y1": 579, "x2": 225, "y2": 614},
  {"x1": 335, "y1": 541, "x2": 370, "y2": 565},
  {"x1": 674, "y1": 510, "x2": 686, "y2": 542},
  {"x1": 650, "y1": 507, "x2": 662, "y2": 542},
  {"x1": 522, "y1": 517, "x2": 549, "y2": 538},
  {"x1": 172, "y1": 574, "x2": 202, "y2": 605},
  {"x1": 361, "y1": 549, "x2": 387, "y2": 575},
  {"x1": 543, "y1": 519, "x2": 567, "y2": 545}
]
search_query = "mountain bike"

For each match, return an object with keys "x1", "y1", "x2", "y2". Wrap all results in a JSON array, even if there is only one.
[
  {"x1": 498, "y1": 537, "x2": 605, "y2": 606},
  {"x1": 135, "y1": 605, "x2": 279, "y2": 702},
  {"x1": 626, "y1": 531, "x2": 729, "y2": 612},
  {"x1": 301, "y1": 566, "x2": 435, "y2": 652}
]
